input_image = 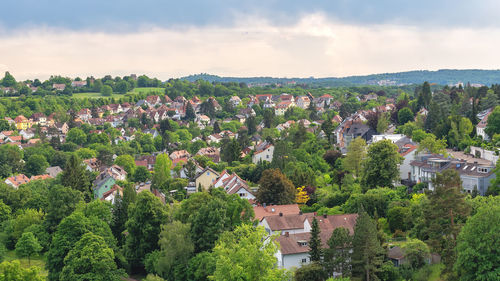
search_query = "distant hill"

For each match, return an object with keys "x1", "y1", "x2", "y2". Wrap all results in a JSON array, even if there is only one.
[{"x1": 181, "y1": 69, "x2": 500, "y2": 87}]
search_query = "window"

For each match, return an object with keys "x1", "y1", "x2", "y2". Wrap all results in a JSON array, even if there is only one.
[
  {"x1": 239, "y1": 193, "x2": 245, "y2": 197},
  {"x1": 301, "y1": 258, "x2": 307, "y2": 263},
  {"x1": 207, "y1": 172, "x2": 210, "y2": 175}
]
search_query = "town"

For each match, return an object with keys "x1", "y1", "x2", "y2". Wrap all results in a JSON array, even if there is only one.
[{"x1": 0, "y1": 72, "x2": 498, "y2": 281}]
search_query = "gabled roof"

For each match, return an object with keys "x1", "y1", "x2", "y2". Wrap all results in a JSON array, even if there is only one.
[{"x1": 253, "y1": 204, "x2": 300, "y2": 221}]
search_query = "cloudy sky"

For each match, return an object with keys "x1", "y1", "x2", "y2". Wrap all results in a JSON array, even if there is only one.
[{"x1": 1, "y1": 0, "x2": 500, "y2": 80}]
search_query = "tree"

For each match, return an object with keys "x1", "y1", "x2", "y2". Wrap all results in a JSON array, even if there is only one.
[
  {"x1": 454, "y1": 205, "x2": 500, "y2": 281},
  {"x1": 101, "y1": 85, "x2": 113, "y2": 96},
  {"x1": 344, "y1": 137, "x2": 366, "y2": 177},
  {"x1": 423, "y1": 170, "x2": 470, "y2": 275},
  {"x1": 0, "y1": 260, "x2": 44, "y2": 281},
  {"x1": 376, "y1": 112, "x2": 389, "y2": 133},
  {"x1": 211, "y1": 225, "x2": 289, "y2": 281},
  {"x1": 97, "y1": 146, "x2": 113, "y2": 166},
  {"x1": 361, "y1": 139, "x2": 402, "y2": 190},
  {"x1": 309, "y1": 217, "x2": 322, "y2": 263},
  {"x1": 60, "y1": 233, "x2": 125, "y2": 281},
  {"x1": 66, "y1": 127, "x2": 87, "y2": 145},
  {"x1": 152, "y1": 153, "x2": 172, "y2": 192},
  {"x1": 485, "y1": 106, "x2": 500, "y2": 138},
  {"x1": 387, "y1": 205, "x2": 410, "y2": 232},
  {"x1": 15, "y1": 232, "x2": 42, "y2": 266},
  {"x1": 213, "y1": 121, "x2": 221, "y2": 133},
  {"x1": 114, "y1": 154, "x2": 136, "y2": 175},
  {"x1": 185, "y1": 102, "x2": 196, "y2": 121},
  {"x1": 44, "y1": 185, "x2": 83, "y2": 233},
  {"x1": 61, "y1": 154, "x2": 91, "y2": 201},
  {"x1": 294, "y1": 262, "x2": 327, "y2": 281},
  {"x1": 245, "y1": 116, "x2": 257, "y2": 135},
  {"x1": 125, "y1": 191, "x2": 169, "y2": 273},
  {"x1": 190, "y1": 199, "x2": 229, "y2": 253},
  {"x1": 417, "y1": 134, "x2": 447, "y2": 155},
  {"x1": 1, "y1": 72, "x2": 16, "y2": 87},
  {"x1": 397, "y1": 107, "x2": 414, "y2": 125},
  {"x1": 401, "y1": 238, "x2": 430, "y2": 270},
  {"x1": 324, "y1": 227, "x2": 352, "y2": 277},
  {"x1": 24, "y1": 154, "x2": 49, "y2": 177},
  {"x1": 256, "y1": 169, "x2": 295, "y2": 205},
  {"x1": 155, "y1": 221, "x2": 194, "y2": 280},
  {"x1": 133, "y1": 165, "x2": 151, "y2": 182},
  {"x1": 220, "y1": 138, "x2": 241, "y2": 164},
  {"x1": 352, "y1": 209, "x2": 384, "y2": 281},
  {"x1": 263, "y1": 108, "x2": 275, "y2": 128},
  {"x1": 115, "y1": 80, "x2": 129, "y2": 94},
  {"x1": 323, "y1": 150, "x2": 341, "y2": 167}
]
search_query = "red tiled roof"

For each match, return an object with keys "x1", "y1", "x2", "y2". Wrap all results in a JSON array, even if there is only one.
[{"x1": 253, "y1": 204, "x2": 300, "y2": 221}]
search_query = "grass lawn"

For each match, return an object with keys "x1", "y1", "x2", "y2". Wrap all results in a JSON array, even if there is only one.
[
  {"x1": 130, "y1": 87, "x2": 164, "y2": 94},
  {"x1": 4, "y1": 250, "x2": 48, "y2": 277}
]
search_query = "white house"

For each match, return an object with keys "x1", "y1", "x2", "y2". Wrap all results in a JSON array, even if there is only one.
[
  {"x1": 252, "y1": 143, "x2": 274, "y2": 164},
  {"x1": 476, "y1": 108, "x2": 493, "y2": 141}
]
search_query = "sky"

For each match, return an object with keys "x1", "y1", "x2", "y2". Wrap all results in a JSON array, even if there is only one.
[{"x1": 1, "y1": 0, "x2": 500, "y2": 80}]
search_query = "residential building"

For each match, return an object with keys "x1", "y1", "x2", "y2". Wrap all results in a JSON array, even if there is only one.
[
  {"x1": 476, "y1": 108, "x2": 493, "y2": 140},
  {"x1": 194, "y1": 167, "x2": 220, "y2": 191},
  {"x1": 275, "y1": 101, "x2": 295, "y2": 116},
  {"x1": 45, "y1": 166, "x2": 63, "y2": 178},
  {"x1": 4, "y1": 174, "x2": 30, "y2": 188},
  {"x1": 253, "y1": 204, "x2": 301, "y2": 221},
  {"x1": 252, "y1": 142, "x2": 274, "y2": 164},
  {"x1": 213, "y1": 170, "x2": 256, "y2": 202},
  {"x1": 196, "y1": 147, "x2": 220, "y2": 163},
  {"x1": 14, "y1": 115, "x2": 31, "y2": 130}
]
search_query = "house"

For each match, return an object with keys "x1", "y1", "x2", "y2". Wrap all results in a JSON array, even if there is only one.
[
  {"x1": 476, "y1": 108, "x2": 493, "y2": 140},
  {"x1": 4, "y1": 174, "x2": 31, "y2": 188},
  {"x1": 71, "y1": 80, "x2": 87, "y2": 88},
  {"x1": 332, "y1": 115, "x2": 343, "y2": 124},
  {"x1": 135, "y1": 155, "x2": 156, "y2": 170},
  {"x1": 196, "y1": 147, "x2": 220, "y2": 163},
  {"x1": 399, "y1": 144, "x2": 418, "y2": 181},
  {"x1": 54, "y1": 122, "x2": 69, "y2": 134},
  {"x1": 410, "y1": 154, "x2": 496, "y2": 195},
  {"x1": 93, "y1": 175, "x2": 117, "y2": 200},
  {"x1": 45, "y1": 166, "x2": 63, "y2": 178},
  {"x1": 52, "y1": 83, "x2": 66, "y2": 91},
  {"x1": 273, "y1": 213, "x2": 358, "y2": 270},
  {"x1": 213, "y1": 170, "x2": 255, "y2": 202},
  {"x1": 275, "y1": 101, "x2": 295, "y2": 116},
  {"x1": 342, "y1": 123, "x2": 376, "y2": 149},
  {"x1": 19, "y1": 129, "x2": 35, "y2": 140},
  {"x1": 146, "y1": 95, "x2": 161, "y2": 107},
  {"x1": 295, "y1": 96, "x2": 310, "y2": 109},
  {"x1": 14, "y1": 115, "x2": 31, "y2": 130},
  {"x1": 30, "y1": 174, "x2": 52, "y2": 181},
  {"x1": 100, "y1": 165, "x2": 128, "y2": 181},
  {"x1": 388, "y1": 246, "x2": 406, "y2": 267},
  {"x1": 101, "y1": 184, "x2": 123, "y2": 203},
  {"x1": 196, "y1": 115, "x2": 211, "y2": 128},
  {"x1": 170, "y1": 150, "x2": 190, "y2": 161},
  {"x1": 252, "y1": 142, "x2": 274, "y2": 164},
  {"x1": 253, "y1": 204, "x2": 301, "y2": 221},
  {"x1": 194, "y1": 167, "x2": 220, "y2": 191},
  {"x1": 31, "y1": 113, "x2": 47, "y2": 126},
  {"x1": 371, "y1": 134, "x2": 405, "y2": 144},
  {"x1": 229, "y1": 96, "x2": 241, "y2": 107},
  {"x1": 83, "y1": 158, "x2": 99, "y2": 172},
  {"x1": 5, "y1": 135, "x2": 22, "y2": 143}
]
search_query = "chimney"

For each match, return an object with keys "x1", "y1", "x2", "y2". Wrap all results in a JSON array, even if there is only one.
[
  {"x1": 323, "y1": 214, "x2": 327, "y2": 219},
  {"x1": 299, "y1": 211, "x2": 303, "y2": 215},
  {"x1": 285, "y1": 232, "x2": 289, "y2": 237},
  {"x1": 279, "y1": 212, "x2": 283, "y2": 217},
  {"x1": 263, "y1": 203, "x2": 266, "y2": 208}
]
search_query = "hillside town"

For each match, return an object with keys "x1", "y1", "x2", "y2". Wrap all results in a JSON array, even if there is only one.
[{"x1": 0, "y1": 73, "x2": 498, "y2": 281}]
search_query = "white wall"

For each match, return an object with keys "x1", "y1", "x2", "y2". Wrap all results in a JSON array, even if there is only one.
[{"x1": 400, "y1": 150, "x2": 416, "y2": 180}]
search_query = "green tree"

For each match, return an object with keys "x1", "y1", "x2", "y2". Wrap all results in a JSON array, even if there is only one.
[
  {"x1": 61, "y1": 154, "x2": 91, "y2": 201},
  {"x1": 156, "y1": 221, "x2": 194, "y2": 280},
  {"x1": 0, "y1": 200, "x2": 11, "y2": 224},
  {"x1": 15, "y1": 232, "x2": 42, "y2": 266},
  {"x1": 362, "y1": 139, "x2": 402, "y2": 189},
  {"x1": 125, "y1": 191, "x2": 169, "y2": 273},
  {"x1": 401, "y1": 238, "x2": 430, "y2": 270},
  {"x1": 0, "y1": 145, "x2": 24, "y2": 177},
  {"x1": 324, "y1": 227, "x2": 352, "y2": 277},
  {"x1": 114, "y1": 154, "x2": 136, "y2": 175},
  {"x1": 24, "y1": 154, "x2": 49, "y2": 177},
  {"x1": 132, "y1": 165, "x2": 151, "y2": 182},
  {"x1": 101, "y1": 85, "x2": 113, "y2": 96},
  {"x1": 66, "y1": 127, "x2": 87, "y2": 146},
  {"x1": 454, "y1": 205, "x2": 500, "y2": 281},
  {"x1": 211, "y1": 224, "x2": 289, "y2": 281},
  {"x1": 256, "y1": 169, "x2": 295, "y2": 205},
  {"x1": 1, "y1": 72, "x2": 16, "y2": 87},
  {"x1": 294, "y1": 262, "x2": 326, "y2": 281},
  {"x1": 0, "y1": 260, "x2": 44, "y2": 281},
  {"x1": 485, "y1": 106, "x2": 500, "y2": 138},
  {"x1": 397, "y1": 107, "x2": 414, "y2": 125},
  {"x1": 387, "y1": 205, "x2": 410, "y2": 232},
  {"x1": 60, "y1": 233, "x2": 125, "y2": 281},
  {"x1": 309, "y1": 217, "x2": 322, "y2": 262},
  {"x1": 152, "y1": 154, "x2": 172, "y2": 192},
  {"x1": 246, "y1": 116, "x2": 257, "y2": 135},
  {"x1": 352, "y1": 209, "x2": 384, "y2": 281},
  {"x1": 376, "y1": 112, "x2": 389, "y2": 133},
  {"x1": 422, "y1": 170, "x2": 470, "y2": 275},
  {"x1": 417, "y1": 134, "x2": 447, "y2": 155},
  {"x1": 220, "y1": 137, "x2": 241, "y2": 164},
  {"x1": 45, "y1": 185, "x2": 83, "y2": 233},
  {"x1": 185, "y1": 102, "x2": 196, "y2": 121},
  {"x1": 115, "y1": 80, "x2": 129, "y2": 94},
  {"x1": 344, "y1": 137, "x2": 366, "y2": 177}
]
